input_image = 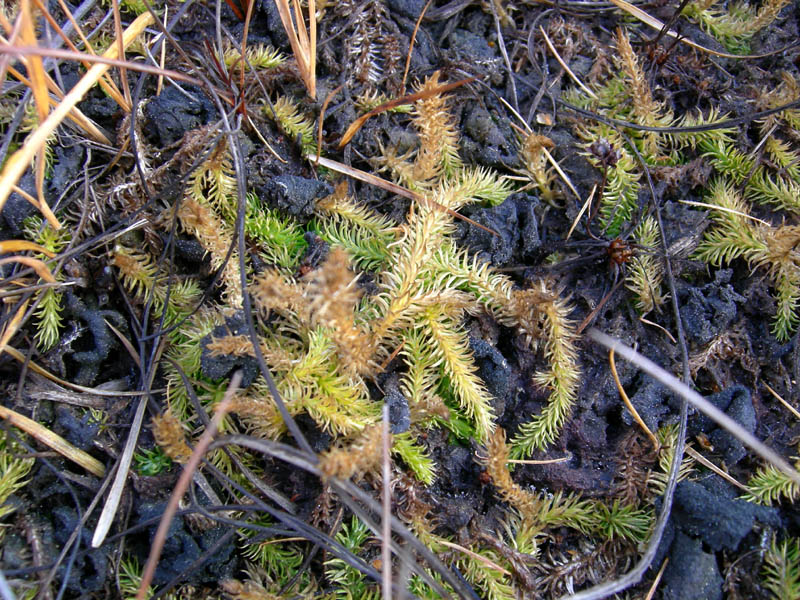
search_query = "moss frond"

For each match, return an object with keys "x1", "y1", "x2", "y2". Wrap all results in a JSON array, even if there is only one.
[
  {"x1": 223, "y1": 562, "x2": 314, "y2": 600},
  {"x1": 457, "y1": 545, "x2": 516, "y2": 600},
  {"x1": 266, "y1": 96, "x2": 317, "y2": 157},
  {"x1": 693, "y1": 179, "x2": 767, "y2": 266},
  {"x1": 324, "y1": 516, "x2": 379, "y2": 600},
  {"x1": 23, "y1": 217, "x2": 70, "y2": 351},
  {"x1": 22, "y1": 216, "x2": 70, "y2": 254},
  {"x1": 757, "y1": 71, "x2": 800, "y2": 131},
  {"x1": 354, "y1": 90, "x2": 412, "y2": 113},
  {"x1": 187, "y1": 142, "x2": 238, "y2": 224},
  {"x1": 683, "y1": 0, "x2": 791, "y2": 52},
  {"x1": 118, "y1": 555, "x2": 185, "y2": 600},
  {"x1": 118, "y1": 556, "x2": 150, "y2": 600},
  {"x1": 694, "y1": 181, "x2": 800, "y2": 340},
  {"x1": 317, "y1": 215, "x2": 393, "y2": 271},
  {"x1": 240, "y1": 522, "x2": 305, "y2": 586},
  {"x1": 305, "y1": 248, "x2": 376, "y2": 375},
  {"x1": 599, "y1": 144, "x2": 640, "y2": 236},
  {"x1": 133, "y1": 446, "x2": 173, "y2": 476},
  {"x1": 772, "y1": 266, "x2": 800, "y2": 341},
  {"x1": 511, "y1": 284, "x2": 580, "y2": 455},
  {"x1": 422, "y1": 305, "x2": 495, "y2": 442},
  {"x1": 0, "y1": 429, "x2": 34, "y2": 520},
  {"x1": 747, "y1": 170, "x2": 800, "y2": 214},
  {"x1": 701, "y1": 139, "x2": 756, "y2": 183},
  {"x1": 245, "y1": 194, "x2": 307, "y2": 269},
  {"x1": 152, "y1": 410, "x2": 192, "y2": 464},
  {"x1": 279, "y1": 328, "x2": 377, "y2": 436},
  {"x1": 517, "y1": 133, "x2": 559, "y2": 204},
  {"x1": 369, "y1": 202, "x2": 453, "y2": 344},
  {"x1": 164, "y1": 309, "x2": 225, "y2": 421},
  {"x1": 764, "y1": 136, "x2": 800, "y2": 182},
  {"x1": 400, "y1": 329, "x2": 446, "y2": 421},
  {"x1": 392, "y1": 431, "x2": 435, "y2": 485},
  {"x1": 501, "y1": 509, "x2": 540, "y2": 556},
  {"x1": 112, "y1": 245, "x2": 202, "y2": 331},
  {"x1": 745, "y1": 464, "x2": 800, "y2": 505},
  {"x1": 319, "y1": 424, "x2": 383, "y2": 481},
  {"x1": 412, "y1": 71, "x2": 463, "y2": 183},
  {"x1": 626, "y1": 216, "x2": 667, "y2": 314},
  {"x1": 177, "y1": 197, "x2": 244, "y2": 307},
  {"x1": 592, "y1": 500, "x2": 652, "y2": 542},
  {"x1": 250, "y1": 269, "x2": 308, "y2": 318},
  {"x1": 427, "y1": 244, "x2": 517, "y2": 323},
  {"x1": 763, "y1": 536, "x2": 800, "y2": 600},
  {"x1": 453, "y1": 166, "x2": 514, "y2": 206},
  {"x1": 33, "y1": 287, "x2": 63, "y2": 351},
  {"x1": 482, "y1": 429, "x2": 597, "y2": 534},
  {"x1": 112, "y1": 244, "x2": 158, "y2": 299},
  {"x1": 408, "y1": 572, "x2": 454, "y2": 600},
  {"x1": 613, "y1": 27, "x2": 673, "y2": 157},
  {"x1": 667, "y1": 107, "x2": 738, "y2": 150},
  {"x1": 573, "y1": 124, "x2": 641, "y2": 237},
  {"x1": 314, "y1": 186, "x2": 396, "y2": 270},
  {"x1": 223, "y1": 44, "x2": 285, "y2": 71},
  {"x1": 315, "y1": 186, "x2": 395, "y2": 264},
  {"x1": 648, "y1": 424, "x2": 696, "y2": 495}
]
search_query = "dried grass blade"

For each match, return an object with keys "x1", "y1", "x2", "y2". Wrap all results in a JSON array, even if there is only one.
[
  {"x1": 92, "y1": 335, "x2": 165, "y2": 548},
  {"x1": 110, "y1": 0, "x2": 132, "y2": 109},
  {"x1": 437, "y1": 540, "x2": 511, "y2": 576},
  {"x1": 5, "y1": 63, "x2": 111, "y2": 144},
  {"x1": 609, "y1": 348, "x2": 659, "y2": 449},
  {"x1": 18, "y1": 0, "x2": 56, "y2": 229},
  {"x1": 0, "y1": 299, "x2": 29, "y2": 357},
  {"x1": 2, "y1": 46, "x2": 200, "y2": 83},
  {"x1": 273, "y1": 0, "x2": 316, "y2": 97},
  {"x1": 0, "y1": 256, "x2": 57, "y2": 283},
  {"x1": 539, "y1": 25, "x2": 597, "y2": 100},
  {"x1": 3, "y1": 345, "x2": 145, "y2": 397},
  {"x1": 309, "y1": 0, "x2": 316, "y2": 93},
  {"x1": 0, "y1": 11, "x2": 21, "y2": 94},
  {"x1": 0, "y1": 403, "x2": 106, "y2": 477},
  {"x1": 0, "y1": 11, "x2": 154, "y2": 216},
  {"x1": 34, "y1": 0, "x2": 127, "y2": 110},
  {"x1": 18, "y1": 1, "x2": 48, "y2": 126},
  {"x1": 0, "y1": 239, "x2": 56, "y2": 257}
]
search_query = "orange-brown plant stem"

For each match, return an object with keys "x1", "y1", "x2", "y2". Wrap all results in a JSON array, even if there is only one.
[{"x1": 136, "y1": 372, "x2": 240, "y2": 600}]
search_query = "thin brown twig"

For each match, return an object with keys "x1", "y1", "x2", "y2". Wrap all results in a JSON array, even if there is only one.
[
  {"x1": 644, "y1": 558, "x2": 668, "y2": 600},
  {"x1": 338, "y1": 77, "x2": 475, "y2": 148},
  {"x1": 110, "y1": 0, "x2": 132, "y2": 109},
  {"x1": 402, "y1": 0, "x2": 433, "y2": 92},
  {"x1": 609, "y1": 348, "x2": 659, "y2": 450},
  {"x1": 136, "y1": 371, "x2": 241, "y2": 599},
  {"x1": 0, "y1": 45, "x2": 202, "y2": 83}
]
